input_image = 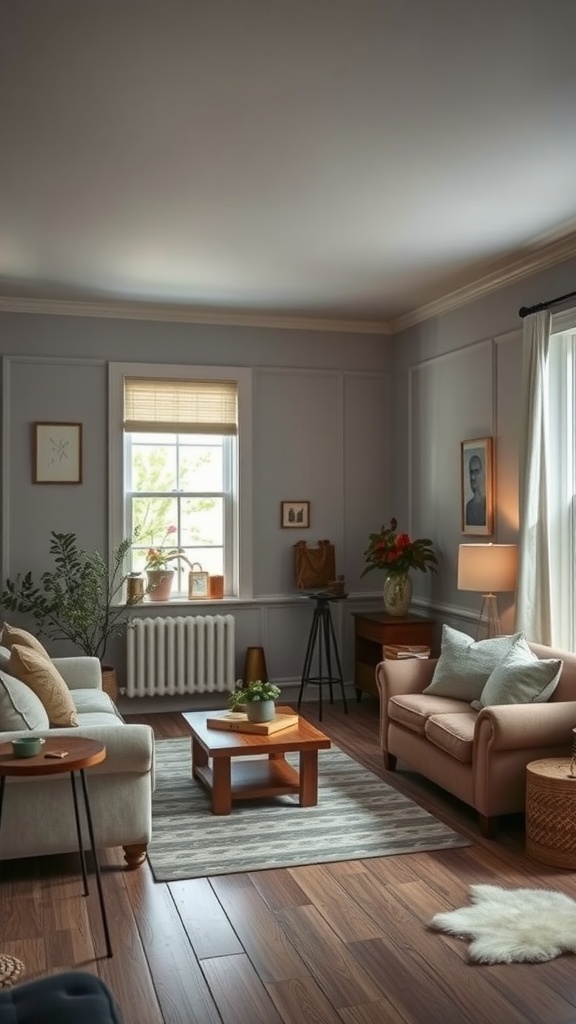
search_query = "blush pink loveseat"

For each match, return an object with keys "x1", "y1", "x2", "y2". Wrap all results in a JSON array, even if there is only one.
[{"x1": 376, "y1": 642, "x2": 576, "y2": 837}]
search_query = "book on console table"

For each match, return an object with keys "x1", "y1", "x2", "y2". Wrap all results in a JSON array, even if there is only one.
[
  {"x1": 206, "y1": 711, "x2": 299, "y2": 735},
  {"x1": 383, "y1": 644, "x2": 431, "y2": 660}
]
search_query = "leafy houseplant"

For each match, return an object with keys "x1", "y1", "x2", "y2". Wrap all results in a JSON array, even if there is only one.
[
  {"x1": 361, "y1": 518, "x2": 438, "y2": 577},
  {"x1": 228, "y1": 680, "x2": 281, "y2": 710},
  {"x1": 0, "y1": 531, "x2": 145, "y2": 663}
]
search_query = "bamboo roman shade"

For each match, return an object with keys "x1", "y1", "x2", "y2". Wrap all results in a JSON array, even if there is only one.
[{"x1": 124, "y1": 377, "x2": 238, "y2": 435}]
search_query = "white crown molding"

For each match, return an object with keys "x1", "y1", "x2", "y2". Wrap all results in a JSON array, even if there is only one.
[
  {"x1": 389, "y1": 230, "x2": 576, "y2": 334},
  {"x1": 0, "y1": 296, "x2": 391, "y2": 335},
  {"x1": 1, "y1": 229, "x2": 576, "y2": 335}
]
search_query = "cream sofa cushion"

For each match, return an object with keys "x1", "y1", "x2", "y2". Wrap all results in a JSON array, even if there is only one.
[
  {"x1": 473, "y1": 638, "x2": 562, "y2": 708},
  {"x1": 2, "y1": 623, "x2": 49, "y2": 659},
  {"x1": 0, "y1": 671, "x2": 50, "y2": 731},
  {"x1": 423, "y1": 626, "x2": 525, "y2": 702},
  {"x1": 8, "y1": 645, "x2": 79, "y2": 727}
]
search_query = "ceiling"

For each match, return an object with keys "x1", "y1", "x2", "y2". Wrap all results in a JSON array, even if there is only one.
[{"x1": 1, "y1": 0, "x2": 576, "y2": 333}]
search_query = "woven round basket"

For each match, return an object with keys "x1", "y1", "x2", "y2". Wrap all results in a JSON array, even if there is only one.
[
  {"x1": 0, "y1": 953, "x2": 25, "y2": 988},
  {"x1": 526, "y1": 758, "x2": 576, "y2": 869}
]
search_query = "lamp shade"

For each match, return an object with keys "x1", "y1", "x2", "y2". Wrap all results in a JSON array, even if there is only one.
[{"x1": 457, "y1": 544, "x2": 518, "y2": 593}]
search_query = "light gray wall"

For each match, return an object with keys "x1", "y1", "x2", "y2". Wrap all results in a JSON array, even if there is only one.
[
  {"x1": 390, "y1": 253, "x2": 576, "y2": 636},
  {"x1": 2, "y1": 251, "x2": 575, "y2": 697},
  {"x1": 0, "y1": 312, "x2": 391, "y2": 692}
]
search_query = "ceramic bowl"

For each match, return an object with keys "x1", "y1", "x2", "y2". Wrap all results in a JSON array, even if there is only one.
[{"x1": 11, "y1": 737, "x2": 46, "y2": 758}]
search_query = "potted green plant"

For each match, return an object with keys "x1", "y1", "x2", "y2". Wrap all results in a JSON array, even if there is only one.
[
  {"x1": 0, "y1": 531, "x2": 146, "y2": 673},
  {"x1": 228, "y1": 680, "x2": 281, "y2": 722}
]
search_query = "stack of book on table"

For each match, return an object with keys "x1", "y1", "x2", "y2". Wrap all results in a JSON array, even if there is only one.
[
  {"x1": 383, "y1": 644, "x2": 430, "y2": 660},
  {"x1": 206, "y1": 711, "x2": 299, "y2": 735}
]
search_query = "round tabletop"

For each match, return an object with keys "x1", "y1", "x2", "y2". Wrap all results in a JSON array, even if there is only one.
[
  {"x1": 0, "y1": 736, "x2": 106, "y2": 777},
  {"x1": 526, "y1": 758, "x2": 575, "y2": 783}
]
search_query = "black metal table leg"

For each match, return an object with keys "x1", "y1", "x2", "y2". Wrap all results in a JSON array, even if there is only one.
[{"x1": 78, "y1": 769, "x2": 113, "y2": 959}]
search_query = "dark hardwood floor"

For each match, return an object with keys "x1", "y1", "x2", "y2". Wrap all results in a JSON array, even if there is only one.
[{"x1": 2, "y1": 698, "x2": 576, "y2": 1024}]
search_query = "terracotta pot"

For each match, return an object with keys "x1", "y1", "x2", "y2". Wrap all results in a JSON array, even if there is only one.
[{"x1": 146, "y1": 569, "x2": 175, "y2": 602}]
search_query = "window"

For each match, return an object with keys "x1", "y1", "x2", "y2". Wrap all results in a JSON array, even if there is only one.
[{"x1": 109, "y1": 364, "x2": 252, "y2": 600}]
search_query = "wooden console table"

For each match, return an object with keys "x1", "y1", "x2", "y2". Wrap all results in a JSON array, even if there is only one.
[{"x1": 352, "y1": 611, "x2": 435, "y2": 700}]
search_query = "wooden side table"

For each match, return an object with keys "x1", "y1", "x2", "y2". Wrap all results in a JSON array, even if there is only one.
[
  {"x1": 352, "y1": 611, "x2": 435, "y2": 700},
  {"x1": 526, "y1": 758, "x2": 576, "y2": 869},
  {"x1": 0, "y1": 736, "x2": 112, "y2": 958}
]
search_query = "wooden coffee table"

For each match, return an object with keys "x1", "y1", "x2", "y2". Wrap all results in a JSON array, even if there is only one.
[{"x1": 181, "y1": 706, "x2": 331, "y2": 815}]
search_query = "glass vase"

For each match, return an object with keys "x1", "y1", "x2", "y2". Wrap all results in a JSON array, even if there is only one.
[{"x1": 383, "y1": 572, "x2": 412, "y2": 616}]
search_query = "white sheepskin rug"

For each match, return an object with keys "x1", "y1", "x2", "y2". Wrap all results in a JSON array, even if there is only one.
[{"x1": 429, "y1": 884, "x2": 576, "y2": 964}]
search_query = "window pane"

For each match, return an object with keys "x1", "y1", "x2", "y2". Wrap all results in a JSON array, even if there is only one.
[
  {"x1": 132, "y1": 441, "x2": 177, "y2": 492},
  {"x1": 179, "y1": 441, "x2": 223, "y2": 491},
  {"x1": 132, "y1": 497, "x2": 180, "y2": 567},
  {"x1": 181, "y1": 497, "x2": 223, "y2": 546}
]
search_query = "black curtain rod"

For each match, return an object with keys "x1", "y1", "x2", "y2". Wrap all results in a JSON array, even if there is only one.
[{"x1": 519, "y1": 288, "x2": 576, "y2": 318}]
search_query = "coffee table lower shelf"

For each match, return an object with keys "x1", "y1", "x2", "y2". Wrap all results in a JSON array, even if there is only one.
[
  {"x1": 193, "y1": 750, "x2": 321, "y2": 815},
  {"x1": 195, "y1": 756, "x2": 299, "y2": 800}
]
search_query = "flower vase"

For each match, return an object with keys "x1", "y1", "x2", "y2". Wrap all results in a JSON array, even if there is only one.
[
  {"x1": 246, "y1": 700, "x2": 275, "y2": 723},
  {"x1": 146, "y1": 569, "x2": 175, "y2": 602},
  {"x1": 383, "y1": 571, "x2": 412, "y2": 616}
]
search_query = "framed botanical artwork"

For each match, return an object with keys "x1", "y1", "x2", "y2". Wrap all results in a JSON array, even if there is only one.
[
  {"x1": 461, "y1": 437, "x2": 493, "y2": 536},
  {"x1": 188, "y1": 570, "x2": 209, "y2": 600},
  {"x1": 33, "y1": 422, "x2": 82, "y2": 484},
  {"x1": 281, "y1": 501, "x2": 310, "y2": 529}
]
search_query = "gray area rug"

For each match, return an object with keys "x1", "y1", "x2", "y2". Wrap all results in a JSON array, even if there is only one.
[{"x1": 148, "y1": 738, "x2": 471, "y2": 881}]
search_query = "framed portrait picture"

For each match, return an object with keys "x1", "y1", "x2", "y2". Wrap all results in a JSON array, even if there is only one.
[
  {"x1": 33, "y1": 422, "x2": 82, "y2": 484},
  {"x1": 461, "y1": 437, "x2": 493, "y2": 536},
  {"x1": 281, "y1": 501, "x2": 310, "y2": 529},
  {"x1": 188, "y1": 570, "x2": 209, "y2": 600}
]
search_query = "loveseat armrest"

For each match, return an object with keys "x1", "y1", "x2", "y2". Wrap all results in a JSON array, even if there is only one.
[
  {"x1": 52, "y1": 656, "x2": 102, "y2": 691},
  {"x1": 376, "y1": 658, "x2": 438, "y2": 749},
  {"x1": 475, "y1": 700, "x2": 576, "y2": 753},
  {"x1": 376, "y1": 658, "x2": 438, "y2": 700}
]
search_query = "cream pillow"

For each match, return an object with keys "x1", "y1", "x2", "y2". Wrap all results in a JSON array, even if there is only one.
[
  {"x1": 8, "y1": 645, "x2": 78, "y2": 727},
  {"x1": 2, "y1": 623, "x2": 50, "y2": 659},
  {"x1": 423, "y1": 625, "x2": 525, "y2": 702},
  {"x1": 472, "y1": 638, "x2": 562, "y2": 708},
  {"x1": 0, "y1": 671, "x2": 50, "y2": 731}
]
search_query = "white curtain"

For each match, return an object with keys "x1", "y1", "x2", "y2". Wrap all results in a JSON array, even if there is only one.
[{"x1": 515, "y1": 310, "x2": 552, "y2": 642}]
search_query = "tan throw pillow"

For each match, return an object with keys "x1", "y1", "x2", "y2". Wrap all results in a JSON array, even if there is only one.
[
  {"x1": 8, "y1": 645, "x2": 78, "y2": 727},
  {"x1": 2, "y1": 623, "x2": 50, "y2": 659}
]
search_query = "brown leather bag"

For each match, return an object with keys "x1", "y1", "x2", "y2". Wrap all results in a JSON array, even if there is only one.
[{"x1": 294, "y1": 540, "x2": 336, "y2": 590}]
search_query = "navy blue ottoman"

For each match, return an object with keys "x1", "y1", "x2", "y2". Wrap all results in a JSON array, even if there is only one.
[{"x1": 0, "y1": 971, "x2": 122, "y2": 1024}]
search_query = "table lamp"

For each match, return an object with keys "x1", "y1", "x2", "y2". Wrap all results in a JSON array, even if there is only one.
[{"x1": 457, "y1": 543, "x2": 519, "y2": 640}]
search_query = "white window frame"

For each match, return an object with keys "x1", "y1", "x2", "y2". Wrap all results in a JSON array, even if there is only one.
[{"x1": 109, "y1": 362, "x2": 253, "y2": 601}]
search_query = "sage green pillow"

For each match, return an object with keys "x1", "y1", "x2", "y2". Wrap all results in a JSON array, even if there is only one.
[
  {"x1": 472, "y1": 637, "x2": 562, "y2": 708},
  {"x1": 423, "y1": 625, "x2": 525, "y2": 702}
]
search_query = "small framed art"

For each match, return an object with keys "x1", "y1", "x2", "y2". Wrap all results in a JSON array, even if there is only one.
[
  {"x1": 33, "y1": 422, "x2": 82, "y2": 484},
  {"x1": 461, "y1": 437, "x2": 493, "y2": 536},
  {"x1": 188, "y1": 570, "x2": 209, "y2": 600},
  {"x1": 281, "y1": 501, "x2": 310, "y2": 529}
]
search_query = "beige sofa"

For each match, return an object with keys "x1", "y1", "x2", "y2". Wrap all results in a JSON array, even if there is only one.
[
  {"x1": 0, "y1": 648, "x2": 154, "y2": 868},
  {"x1": 376, "y1": 640, "x2": 576, "y2": 837}
]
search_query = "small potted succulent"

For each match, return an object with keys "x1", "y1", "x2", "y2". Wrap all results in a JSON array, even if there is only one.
[{"x1": 228, "y1": 680, "x2": 281, "y2": 722}]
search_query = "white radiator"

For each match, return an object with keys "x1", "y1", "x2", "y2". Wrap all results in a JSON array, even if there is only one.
[{"x1": 126, "y1": 615, "x2": 235, "y2": 697}]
